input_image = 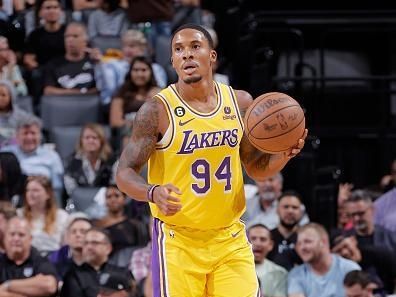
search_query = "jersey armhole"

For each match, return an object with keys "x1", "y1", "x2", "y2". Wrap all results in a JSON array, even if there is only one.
[
  {"x1": 154, "y1": 94, "x2": 175, "y2": 150},
  {"x1": 228, "y1": 86, "x2": 245, "y2": 132}
]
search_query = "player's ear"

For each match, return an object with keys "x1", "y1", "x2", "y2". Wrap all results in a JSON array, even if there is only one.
[{"x1": 210, "y1": 49, "x2": 217, "y2": 63}]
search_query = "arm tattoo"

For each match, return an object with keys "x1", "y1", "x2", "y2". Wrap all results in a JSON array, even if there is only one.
[{"x1": 118, "y1": 98, "x2": 159, "y2": 173}]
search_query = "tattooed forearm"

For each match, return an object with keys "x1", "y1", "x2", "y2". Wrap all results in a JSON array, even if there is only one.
[{"x1": 116, "y1": 98, "x2": 160, "y2": 201}]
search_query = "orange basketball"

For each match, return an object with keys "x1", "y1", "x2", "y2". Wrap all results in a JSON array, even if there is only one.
[{"x1": 244, "y1": 92, "x2": 305, "y2": 153}]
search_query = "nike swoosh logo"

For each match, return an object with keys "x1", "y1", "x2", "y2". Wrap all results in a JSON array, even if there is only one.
[
  {"x1": 179, "y1": 118, "x2": 195, "y2": 126},
  {"x1": 231, "y1": 229, "x2": 242, "y2": 238}
]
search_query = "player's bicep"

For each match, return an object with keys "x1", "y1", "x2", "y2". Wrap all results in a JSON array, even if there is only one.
[{"x1": 118, "y1": 98, "x2": 160, "y2": 173}]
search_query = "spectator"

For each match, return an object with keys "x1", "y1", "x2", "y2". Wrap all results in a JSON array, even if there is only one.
[
  {"x1": 0, "y1": 201, "x2": 16, "y2": 253},
  {"x1": 0, "y1": 152, "x2": 26, "y2": 206},
  {"x1": 268, "y1": 191, "x2": 305, "y2": 271},
  {"x1": 345, "y1": 190, "x2": 396, "y2": 253},
  {"x1": 0, "y1": 37, "x2": 27, "y2": 96},
  {"x1": 95, "y1": 185, "x2": 148, "y2": 253},
  {"x1": 331, "y1": 234, "x2": 395, "y2": 294},
  {"x1": 43, "y1": 22, "x2": 98, "y2": 95},
  {"x1": 49, "y1": 216, "x2": 92, "y2": 279},
  {"x1": 288, "y1": 223, "x2": 360, "y2": 297},
  {"x1": 109, "y1": 56, "x2": 160, "y2": 129},
  {"x1": 23, "y1": 0, "x2": 66, "y2": 100},
  {"x1": 0, "y1": 114, "x2": 64, "y2": 200},
  {"x1": 17, "y1": 176, "x2": 69, "y2": 255},
  {"x1": 374, "y1": 185, "x2": 396, "y2": 235},
  {"x1": 60, "y1": 228, "x2": 135, "y2": 297},
  {"x1": 87, "y1": 0, "x2": 128, "y2": 39},
  {"x1": 128, "y1": 217, "x2": 152, "y2": 289},
  {"x1": 0, "y1": 216, "x2": 58, "y2": 296},
  {"x1": 96, "y1": 29, "x2": 167, "y2": 105},
  {"x1": 64, "y1": 123, "x2": 114, "y2": 196},
  {"x1": 247, "y1": 223, "x2": 287, "y2": 297},
  {"x1": 343, "y1": 270, "x2": 375, "y2": 297},
  {"x1": 243, "y1": 173, "x2": 284, "y2": 229},
  {"x1": 0, "y1": 80, "x2": 29, "y2": 148}
]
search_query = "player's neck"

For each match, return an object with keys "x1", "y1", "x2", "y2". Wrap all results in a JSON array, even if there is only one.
[{"x1": 175, "y1": 79, "x2": 215, "y2": 102}]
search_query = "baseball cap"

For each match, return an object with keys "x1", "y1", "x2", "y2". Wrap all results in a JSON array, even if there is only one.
[{"x1": 99, "y1": 272, "x2": 131, "y2": 294}]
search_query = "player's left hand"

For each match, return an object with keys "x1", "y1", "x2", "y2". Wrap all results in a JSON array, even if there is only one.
[{"x1": 285, "y1": 128, "x2": 308, "y2": 159}]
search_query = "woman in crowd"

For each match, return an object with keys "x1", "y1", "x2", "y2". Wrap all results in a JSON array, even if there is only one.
[
  {"x1": 0, "y1": 80, "x2": 29, "y2": 148},
  {"x1": 109, "y1": 56, "x2": 160, "y2": 129},
  {"x1": 94, "y1": 184, "x2": 148, "y2": 253},
  {"x1": 0, "y1": 151, "x2": 26, "y2": 206},
  {"x1": 17, "y1": 175, "x2": 69, "y2": 254},
  {"x1": 64, "y1": 123, "x2": 114, "y2": 196}
]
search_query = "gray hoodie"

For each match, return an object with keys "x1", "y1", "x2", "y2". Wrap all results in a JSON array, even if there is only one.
[{"x1": 0, "y1": 80, "x2": 29, "y2": 148}]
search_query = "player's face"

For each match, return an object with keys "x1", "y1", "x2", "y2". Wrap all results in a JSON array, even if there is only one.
[
  {"x1": 296, "y1": 229, "x2": 323, "y2": 264},
  {"x1": 248, "y1": 227, "x2": 273, "y2": 264},
  {"x1": 171, "y1": 28, "x2": 217, "y2": 84},
  {"x1": 277, "y1": 196, "x2": 303, "y2": 229}
]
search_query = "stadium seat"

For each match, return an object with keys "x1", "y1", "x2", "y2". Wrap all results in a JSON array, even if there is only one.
[
  {"x1": 49, "y1": 125, "x2": 111, "y2": 161},
  {"x1": 155, "y1": 35, "x2": 172, "y2": 69},
  {"x1": 15, "y1": 95, "x2": 34, "y2": 114},
  {"x1": 108, "y1": 246, "x2": 138, "y2": 269},
  {"x1": 40, "y1": 94, "x2": 101, "y2": 130},
  {"x1": 70, "y1": 186, "x2": 101, "y2": 212},
  {"x1": 91, "y1": 36, "x2": 122, "y2": 53}
]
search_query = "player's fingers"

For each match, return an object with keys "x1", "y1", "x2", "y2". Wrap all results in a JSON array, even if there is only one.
[
  {"x1": 166, "y1": 195, "x2": 182, "y2": 204},
  {"x1": 302, "y1": 128, "x2": 308, "y2": 139},
  {"x1": 164, "y1": 183, "x2": 182, "y2": 195}
]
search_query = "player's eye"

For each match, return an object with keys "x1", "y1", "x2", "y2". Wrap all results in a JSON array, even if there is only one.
[{"x1": 193, "y1": 44, "x2": 200, "y2": 49}]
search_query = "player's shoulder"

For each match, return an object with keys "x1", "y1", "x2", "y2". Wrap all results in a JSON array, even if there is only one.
[{"x1": 233, "y1": 89, "x2": 253, "y2": 113}]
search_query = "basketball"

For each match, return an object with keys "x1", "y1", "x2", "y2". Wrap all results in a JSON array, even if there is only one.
[{"x1": 244, "y1": 92, "x2": 305, "y2": 153}]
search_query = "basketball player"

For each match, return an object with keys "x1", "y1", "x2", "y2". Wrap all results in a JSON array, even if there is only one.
[{"x1": 116, "y1": 24, "x2": 307, "y2": 297}]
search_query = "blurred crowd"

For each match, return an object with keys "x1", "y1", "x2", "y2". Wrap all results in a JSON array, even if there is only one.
[{"x1": 0, "y1": 0, "x2": 396, "y2": 296}]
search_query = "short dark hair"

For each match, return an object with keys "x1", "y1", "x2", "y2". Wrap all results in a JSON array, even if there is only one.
[
  {"x1": 247, "y1": 223, "x2": 272, "y2": 240},
  {"x1": 171, "y1": 23, "x2": 214, "y2": 49},
  {"x1": 67, "y1": 217, "x2": 92, "y2": 230},
  {"x1": 278, "y1": 190, "x2": 303, "y2": 204},
  {"x1": 344, "y1": 270, "x2": 371, "y2": 288},
  {"x1": 86, "y1": 227, "x2": 112, "y2": 244},
  {"x1": 346, "y1": 189, "x2": 372, "y2": 204}
]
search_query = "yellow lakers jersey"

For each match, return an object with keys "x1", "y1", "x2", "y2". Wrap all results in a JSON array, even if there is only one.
[{"x1": 148, "y1": 82, "x2": 246, "y2": 229}]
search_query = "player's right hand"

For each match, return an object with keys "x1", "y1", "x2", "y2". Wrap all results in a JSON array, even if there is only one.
[{"x1": 152, "y1": 184, "x2": 182, "y2": 216}]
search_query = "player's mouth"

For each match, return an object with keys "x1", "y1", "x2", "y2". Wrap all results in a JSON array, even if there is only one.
[{"x1": 183, "y1": 62, "x2": 198, "y2": 74}]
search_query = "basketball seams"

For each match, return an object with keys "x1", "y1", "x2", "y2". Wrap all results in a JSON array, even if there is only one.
[
  {"x1": 248, "y1": 104, "x2": 301, "y2": 136},
  {"x1": 252, "y1": 112, "x2": 305, "y2": 140},
  {"x1": 244, "y1": 92, "x2": 280, "y2": 132}
]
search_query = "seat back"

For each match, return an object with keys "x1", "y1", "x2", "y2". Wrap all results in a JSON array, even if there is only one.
[
  {"x1": 40, "y1": 95, "x2": 100, "y2": 130},
  {"x1": 15, "y1": 95, "x2": 34, "y2": 114},
  {"x1": 91, "y1": 36, "x2": 122, "y2": 53},
  {"x1": 70, "y1": 186, "x2": 101, "y2": 212}
]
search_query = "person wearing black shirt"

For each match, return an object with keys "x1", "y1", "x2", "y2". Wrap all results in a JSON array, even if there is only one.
[
  {"x1": 60, "y1": 227, "x2": 135, "y2": 297},
  {"x1": 0, "y1": 216, "x2": 58, "y2": 296},
  {"x1": 268, "y1": 191, "x2": 304, "y2": 270},
  {"x1": 43, "y1": 22, "x2": 98, "y2": 96}
]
